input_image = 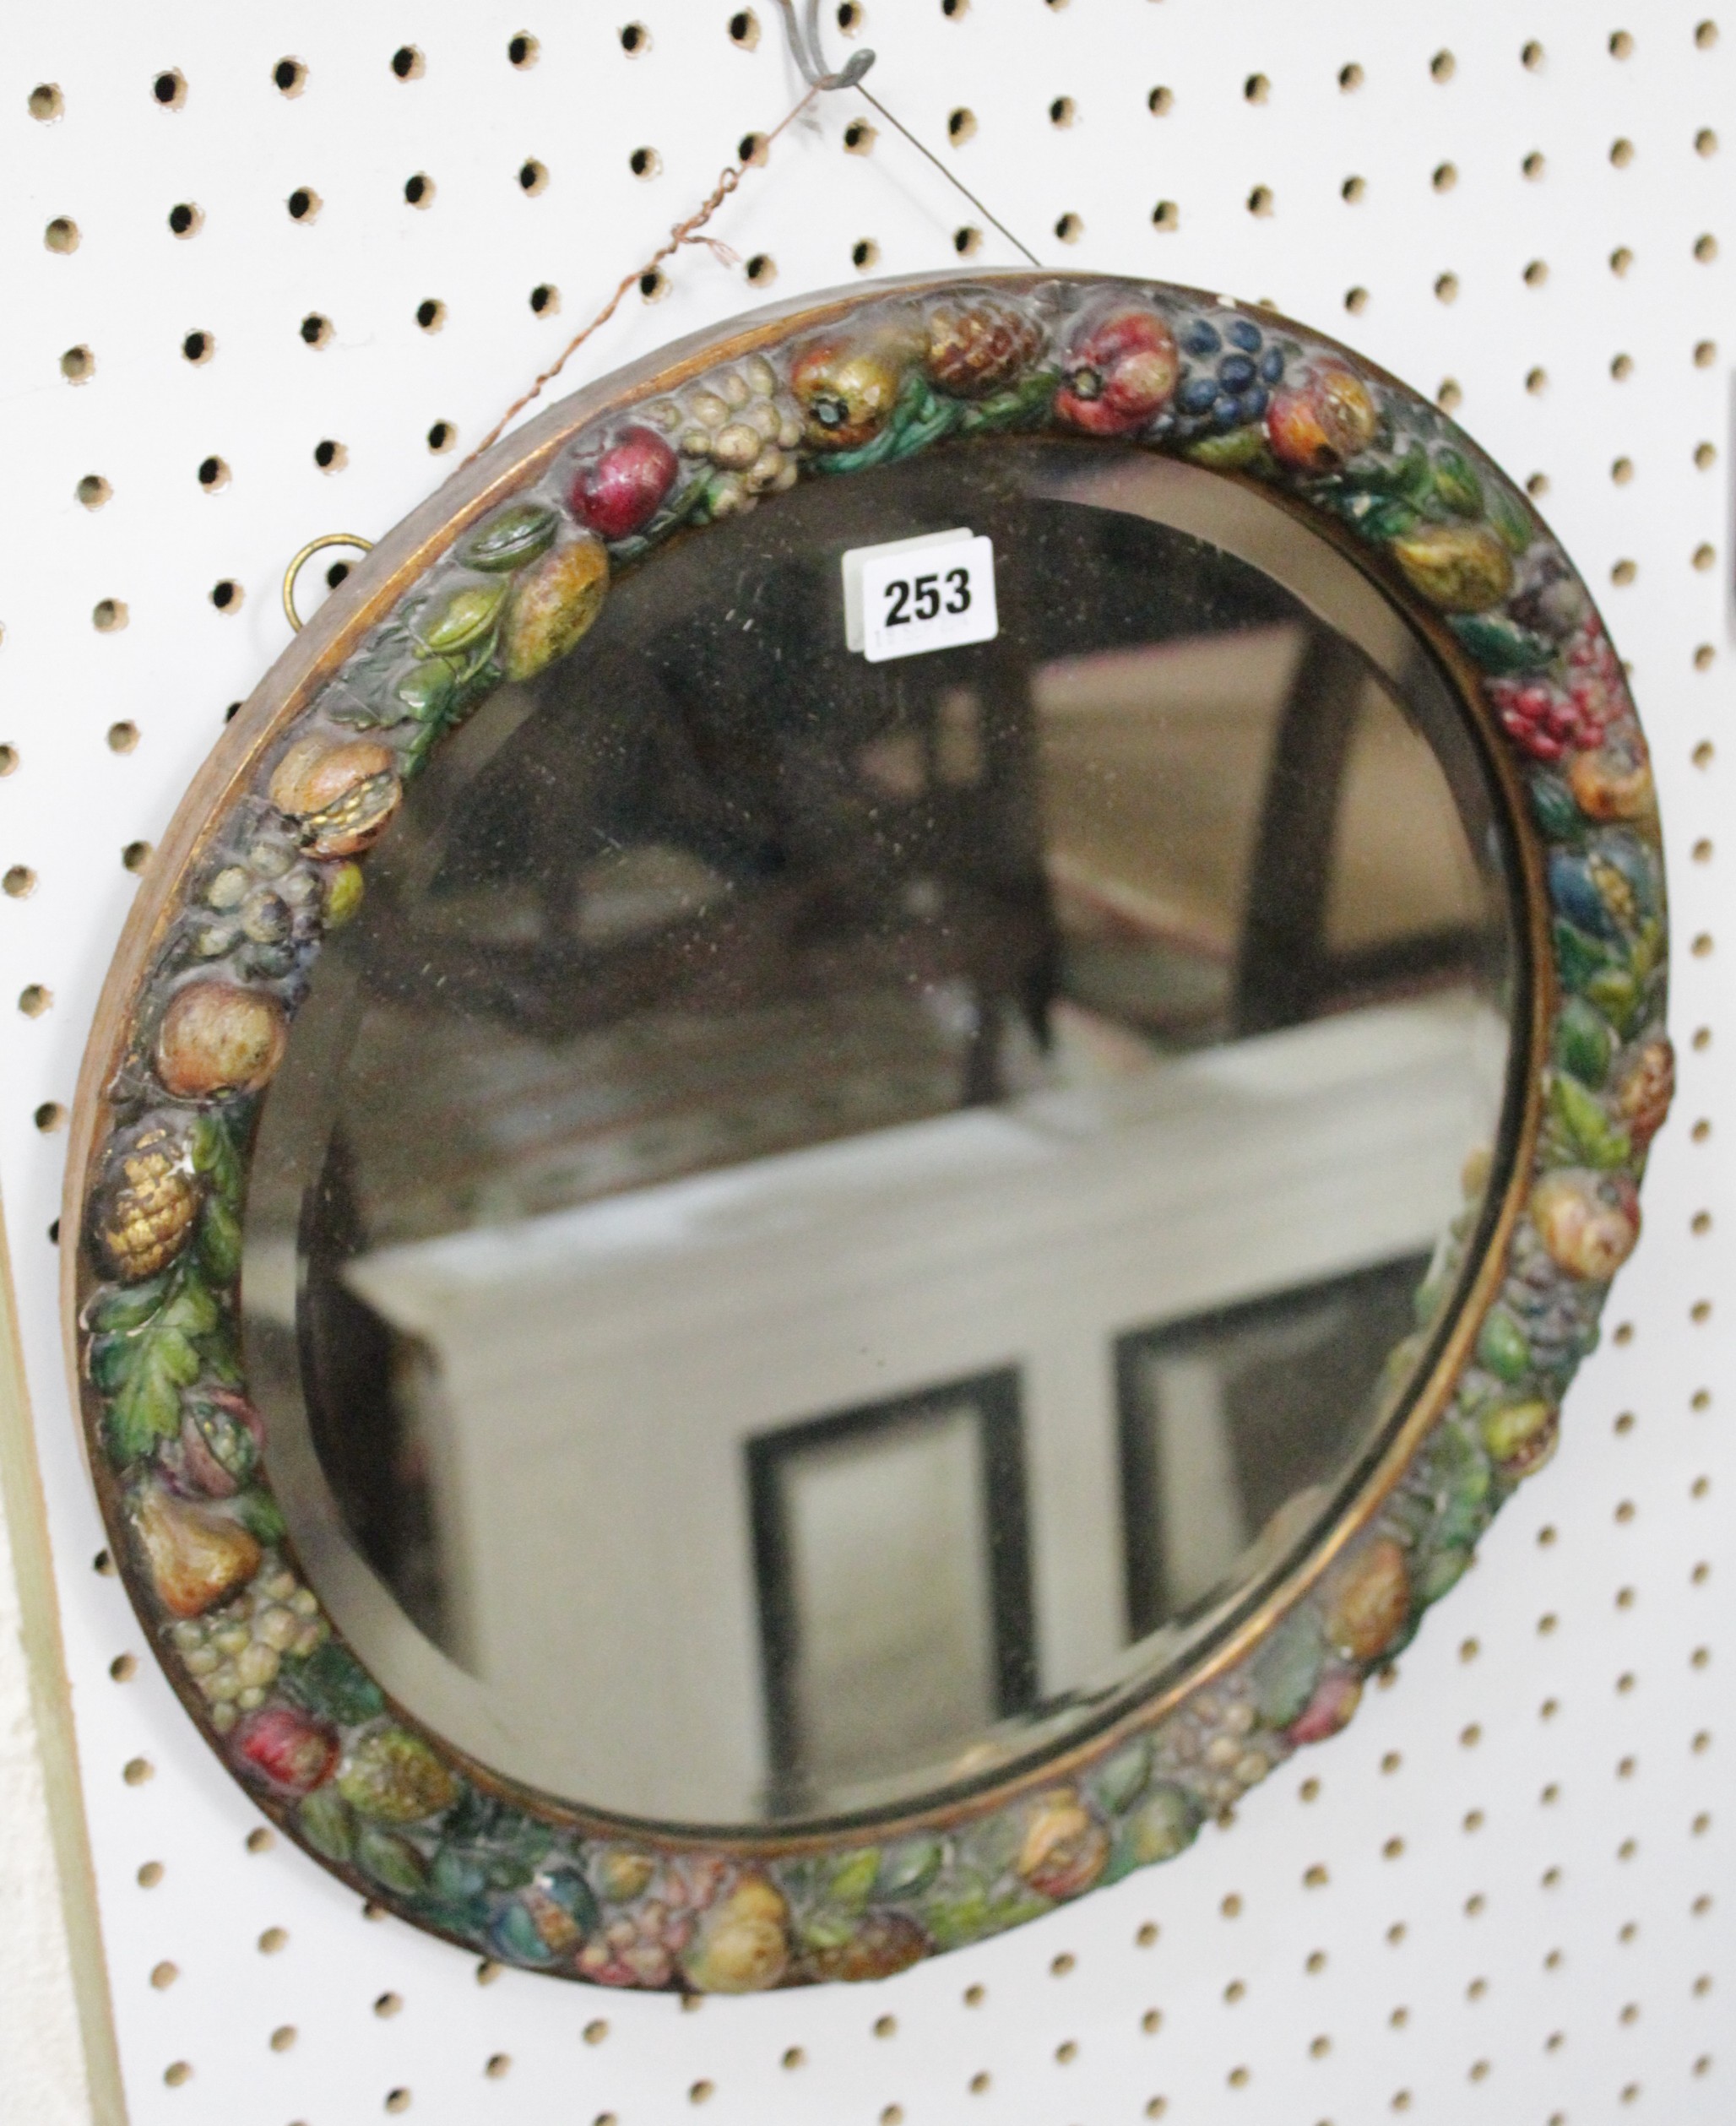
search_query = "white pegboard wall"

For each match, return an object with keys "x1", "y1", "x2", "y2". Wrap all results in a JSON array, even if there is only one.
[{"x1": 1, "y1": 3, "x2": 1732, "y2": 2122}]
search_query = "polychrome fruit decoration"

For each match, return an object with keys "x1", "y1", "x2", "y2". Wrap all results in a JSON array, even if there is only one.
[
  {"x1": 93, "y1": 1121, "x2": 199, "y2": 1282},
  {"x1": 1017, "y1": 1790, "x2": 1110, "y2": 1900},
  {"x1": 1568, "y1": 734, "x2": 1656, "y2": 822},
  {"x1": 1325, "y1": 1536, "x2": 1412, "y2": 1662},
  {"x1": 236, "y1": 1704, "x2": 340, "y2": 1795},
  {"x1": 570, "y1": 426, "x2": 679, "y2": 540},
  {"x1": 681, "y1": 1875, "x2": 791, "y2": 1993},
  {"x1": 1055, "y1": 308, "x2": 1179, "y2": 434},
  {"x1": 1478, "y1": 1397, "x2": 1560, "y2": 1479},
  {"x1": 336, "y1": 1726, "x2": 458, "y2": 1823},
  {"x1": 789, "y1": 328, "x2": 920, "y2": 449},
  {"x1": 267, "y1": 736, "x2": 403, "y2": 859},
  {"x1": 1531, "y1": 1168, "x2": 1641, "y2": 1280},
  {"x1": 458, "y1": 499, "x2": 559, "y2": 573},
  {"x1": 155, "y1": 980, "x2": 287, "y2": 1098},
  {"x1": 1390, "y1": 521, "x2": 1516, "y2": 613},
  {"x1": 1615, "y1": 1039, "x2": 1674, "y2": 1150},
  {"x1": 925, "y1": 296, "x2": 1044, "y2": 397},
  {"x1": 67, "y1": 278, "x2": 1670, "y2": 1992},
  {"x1": 1265, "y1": 363, "x2": 1378, "y2": 470},
  {"x1": 128, "y1": 1485, "x2": 261, "y2": 1619},
  {"x1": 502, "y1": 537, "x2": 610, "y2": 681}
]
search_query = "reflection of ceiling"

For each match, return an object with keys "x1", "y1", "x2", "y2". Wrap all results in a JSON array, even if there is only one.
[
  {"x1": 1034, "y1": 623, "x2": 1304, "y2": 957},
  {"x1": 1034, "y1": 624, "x2": 1489, "y2": 961},
  {"x1": 1326, "y1": 702, "x2": 1489, "y2": 950},
  {"x1": 339, "y1": 986, "x2": 965, "y2": 1251}
]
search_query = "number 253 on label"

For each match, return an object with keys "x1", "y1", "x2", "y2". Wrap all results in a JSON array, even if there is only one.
[{"x1": 844, "y1": 532, "x2": 999, "y2": 664}]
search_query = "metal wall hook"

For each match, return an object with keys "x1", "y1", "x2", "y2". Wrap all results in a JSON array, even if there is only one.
[{"x1": 775, "y1": 0, "x2": 876, "y2": 90}]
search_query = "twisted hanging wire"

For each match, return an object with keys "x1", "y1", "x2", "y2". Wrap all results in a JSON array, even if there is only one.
[
  {"x1": 464, "y1": 3, "x2": 1040, "y2": 463},
  {"x1": 465, "y1": 85, "x2": 819, "y2": 463}
]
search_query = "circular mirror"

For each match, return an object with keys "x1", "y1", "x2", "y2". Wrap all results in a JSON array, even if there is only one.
[
  {"x1": 70, "y1": 277, "x2": 1668, "y2": 1987},
  {"x1": 246, "y1": 442, "x2": 1516, "y2": 1826}
]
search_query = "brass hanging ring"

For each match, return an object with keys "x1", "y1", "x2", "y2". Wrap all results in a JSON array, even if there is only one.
[{"x1": 282, "y1": 534, "x2": 375, "y2": 633}]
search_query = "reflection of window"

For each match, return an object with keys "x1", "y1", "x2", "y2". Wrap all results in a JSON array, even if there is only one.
[
  {"x1": 1116, "y1": 1255, "x2": 1429, "y2": 1638},
  {"x1": 747, "y1": 1370, "x2": 1034, "y2": 1817}
]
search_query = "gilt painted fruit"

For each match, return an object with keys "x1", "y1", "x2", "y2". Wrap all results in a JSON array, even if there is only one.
[
  {"x1": 1478, "y1": 1397, "x2": 1560, "y2": 1479},
  {"x1": 1055, "y1": 309, "x2": 1179, "y2": 435},
  {"x1": 176, "y1": 1389, "x2": 263, "y2": 1499},
  {"x1": 235, "y1": 1704, "x2": 339, "y2": 1795},
  {"x1": 571, "y1": 426, "x2": 679, "y2": 540},
  {"x1": 1530, "y1": 1168, "x2": 1641, "y2": 1281},
  {"x1": 93, "y1": 1121, "x2": 199, "y2": 1281},
  {"x1": 336, "y1": 1727, "x2": 458, "y2": 1823},
  {"x1": 501, "y1": 538, "x2": 610, "y2": 681},
  {"x1": 1569, "y1": 737, "x2": 1655, "y2": 822},
  {"x1": 1286, "y1": 1667, "x2": 1364, "y2": 1745},
  {"x1": 681, "y1": 1874, "x2": 790, "y2": 1993},
  {"x1": 1176, "y1": 314, "x2": 1287, "y2": 434},
  {"x1": 155, "y1": 980, "x2": 287, "y2": 1098},
  {"x1": 129, "y1": 1484, "x2": 262, "y2": 1619},
  {"x1": 1614, "y1": 1038, "x2": 1674, "y2": 1151},
  {"x1": 1325, "y1": 1536, "x2": 1411, "y2": 1662},
  {"x1": 269, "y1": 736, "x2": 402, "y2": 858},
  {"x1": 807, "y1": 1908, "x2": 930, "y2": 1982},
  {"x1": 1390, "y1": 522, "x2": 1515, "y2": 614},
  {"x1": 925, "y1": 296, "x2": 1044, "y2": 397},
  {"x1": 789, "y1": 329, "x2": 919, "y2": 449},
  {"x1": 1264, "y1": 364, "x2": 1378, "y2": 470},
  {"x1": 1017, "y1": 1790, "x2": 1110, "y2": 1899}
]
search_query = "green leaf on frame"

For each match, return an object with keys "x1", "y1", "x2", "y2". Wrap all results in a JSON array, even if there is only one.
[
  {"x1": 159, "y1": 1274, "x2": 220, "y2": 1339},
  {"x1": 86, "y1": 1274, "x2": 171, "y2": 1336},
  {"x1": 88, "y1": 1335, "x2": 134, "y2": 1394},
  {"x1": 1449, "y1": 614, "x2": 1558, "y2": 675},
  {"x1": 1429, "y1": 446, "x2": 1484, "y2": 517},
  {"x1": 1485, "y1": 481, "x2": 1534, "y2": 556},
  {"x1": 230, "y1": 1489, "x2": 288, "y2": 1544},
  {"x1": 798, "y1": 1906, "x2": 858, "y2": 1952},
  {"x1": 1394, "y1": 445, "x2": 1439, "y2": 505},
  {"x1": 189, "y1": 1112, "x2": 243, "y2": 1209},
  {"x1": 1475, "y1": 1307, "x2": 1532, "y2": 1385},
  {"x1": 152, "y1": 1326, "x2": 202, "y2": 1387},
  {"x1": 1548, "y1": 1073, "x2": 1631, "y2": 1169},
  {"x1": 106, "y1": 1349, "x2": 183, "y2": 1465},
  {"x1": 298, "y1": 1787, "x2": 356, "y2": 1864},
  {"x1": 825, "y1": 1848, "x2": 880, "y2": 1912},
  {"x1": 197, "y1": 1196, "x2": 243, "y2": 1283},
  {"x1": 279, "y1": 1640, "x2": 384, "y2": 1727},
  {"x1": 874, "y1": 1836, "x2": 943, "y2": 1901},
  {"x1": 355, "y1": 1825, "x2": 429, "y2": 1895}
]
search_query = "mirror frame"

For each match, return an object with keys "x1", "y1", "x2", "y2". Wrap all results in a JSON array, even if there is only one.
[{"x1": 63, "y1": 274, "x2": 1670, "y2": 1992}]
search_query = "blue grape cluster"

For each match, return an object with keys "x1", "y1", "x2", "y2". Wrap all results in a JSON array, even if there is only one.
[{"x1": 1174, "y1": 316, "x2": 1286, "y2": 435}]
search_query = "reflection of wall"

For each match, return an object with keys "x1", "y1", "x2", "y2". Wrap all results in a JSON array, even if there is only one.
[
  {"x1": 1118, "y1": 1254, "x2": 1429, "y2": 1630},
  {"x1": 342, "y1": 994, "x2": 1503, "y2": 1825},
  {"x1": 749, "y1": 1371, "x2": 1028, "y2": 1817}
]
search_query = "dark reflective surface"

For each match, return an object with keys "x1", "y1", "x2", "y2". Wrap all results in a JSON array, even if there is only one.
[{"x1": 246, "y1": 442, "x2": 1517, "y2": 1825}]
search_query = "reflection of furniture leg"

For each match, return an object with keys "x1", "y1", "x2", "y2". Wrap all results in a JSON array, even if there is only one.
[
  {"x1": 747, "y1": 1369, "x2": 1034, "y2": 1818},
  {"x1": 1233, "y1": 631, "x2": 1366, "y2": 1035},
  {"x1": 298, "y1": 1131, "x2": 403, "y2": 1580},
  {"x1": 1131, "y1": 1350, "x2": 1250, "y2": 1623},
  {"x1": 1150, "y1": 1354, "x2": 1251, "y2": 1611}
]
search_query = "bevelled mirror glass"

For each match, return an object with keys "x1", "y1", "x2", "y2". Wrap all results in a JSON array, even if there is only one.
[
  {"x1": 245, "y1": 445, "x2": 1513, "y2": 1825},
  {"x1": 72, "y1": 277, "x2": 1667, "y2": 1988}
]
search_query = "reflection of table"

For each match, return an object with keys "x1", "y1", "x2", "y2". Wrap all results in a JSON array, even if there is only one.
[{"x1": 332, "y1": 993, "x2": 1504, "y2": 1822}]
